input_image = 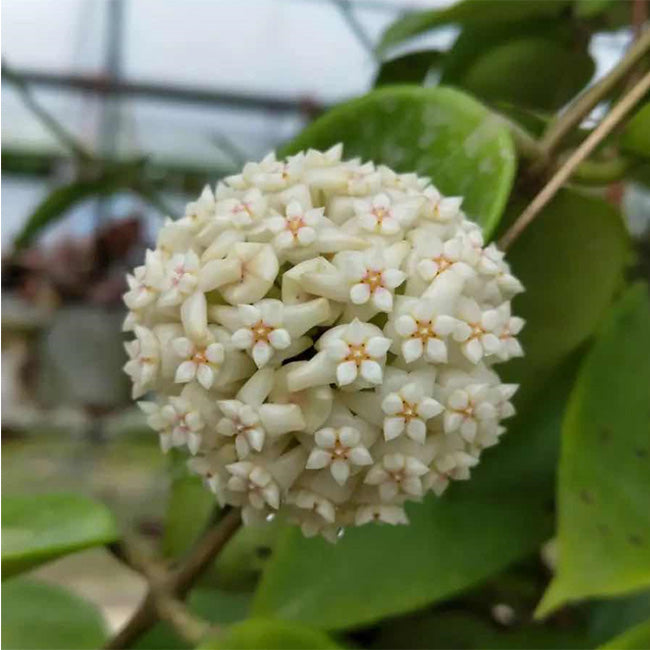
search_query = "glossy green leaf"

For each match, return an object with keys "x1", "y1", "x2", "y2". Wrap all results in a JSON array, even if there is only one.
[
  {"x1": 2, "y1": 578, "x2": 107, "y2": 649},
  {"x1": 621, "y1": 102, "x2": 650, "y2": 160},
  {"x1": 377, "y1": 0, "x2": 570, "y2": 55},
  {"x1": 2, "y1": 492, "x2": 119, "y2": 579},
  {"x1": 453, "y1": 36, "x2": 594, "y2": 110},
  {"x1": 284, "y1": 86, "x2": 516, "y2": 238},
  {"x1": 537, "y1": 285, "x2": 650, "y2": 617},
  {"x1": 251, "y1": 361, "x2": 577, "y2": 630},
  {"x1": 199, "y1": 619, "x2": 340, "y2": 649},
  {"x1": 134, "y1": 589, "x2": 251, "y2": 650},
  {"x1": 374, "y1": 50, "x2": 443, "y2": 87},
  {"x1": 600, "y1": 619, "x2": 650, "y2": 650},
  {"x1": 502, "y1": 190, "x2": 629, "y2": 404}
]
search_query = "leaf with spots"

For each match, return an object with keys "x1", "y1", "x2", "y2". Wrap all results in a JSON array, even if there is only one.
[
  {"x1": 536, "y1": 285, "x2": 650, "y2": 617},
  {"x1": 283, "y1": 86, "x2": 516, "y2": 238}
]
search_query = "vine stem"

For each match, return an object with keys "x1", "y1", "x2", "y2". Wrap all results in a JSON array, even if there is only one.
[
  {"x1": 499, "y1": 69, "x2": 650, "y2": 251},
  {"x1": 104, "y1": 509, "x2": 242, "y2": 649},
  {"x1": 536, "y1": 27, "x2": 650, "y2": 161}
]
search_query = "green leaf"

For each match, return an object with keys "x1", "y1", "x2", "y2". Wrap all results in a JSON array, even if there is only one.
[
  {"x1": 575, "y1": 0, "x2": 617, "y2": 18},
  {"x1": 2, "y1": 492, "x2": 119, "y2": 579},
  {"x1": 210, "y1": 520, "x2": 283, "y2": 591},
  {"x1": 621, "y1": 102, "x2": 650, "y2": 160},
  {"x1": 438, "y1": 16, "x2": 594, "y2": 112},
  {"x1": 600, "y1": 619, "x2": 650, "y2": 650},
  {"x1": 134, "y1": 589, "x2": 251, "y2": 650},
  {"x1": 373, "y1": 609, "x2": 591, "y2": 649},
  {"x1": 377, "y1": 0, "x2": 570, "y2": 55},
  {"x1": 2, "y1": 578, "x2": 107, "y2": 649},
  {"x1": 502, "y1": 190, "x2": 629, "y2": 404},
  {"x1": 13, "y1": 167, "x2": 139, "y2": 249},
  {"x1": 199, "y1": 619, "x2": 340, "y2": 649},
  {"x1": 374, "y1": 50, "x2": 443, "y2": 87},
  {"x1": 251, "y1": 360, "x2": 577, "y2": 630},
  {"x1": 589, "y1": 591, "x2": 650, "y2": 646},
  {"x1": 537, "y1": 285, "x2": 650, "y2": 617},
  {"x1": 451, "y1": 36, "x2": 594, "y2": 110},
  {"x1": 283, "y1": 86, "x2": 515, "y2": 238},
  {"x1": 163, "y1": 462, "x2": 216, "y2": 559}
]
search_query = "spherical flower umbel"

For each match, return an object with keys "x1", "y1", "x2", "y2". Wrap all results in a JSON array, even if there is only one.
[{"x1": 123, "y1": 144, "x2": 524, "y2": 541}]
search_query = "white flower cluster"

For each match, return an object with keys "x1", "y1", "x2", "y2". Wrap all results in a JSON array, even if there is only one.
[{"x1": 124, "y1": 145, "x2": 524, "y2": 542}]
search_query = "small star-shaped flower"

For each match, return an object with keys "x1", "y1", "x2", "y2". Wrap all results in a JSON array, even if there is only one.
[
  {"x1": 306, "y1": 425, "x2": 373, "y2": 485},
  {"x1": 231, "y1": 300, "x2": 292, "y2": 368}
]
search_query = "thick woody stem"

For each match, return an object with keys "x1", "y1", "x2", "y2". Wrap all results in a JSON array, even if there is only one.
[{"x1": 103, "y1": 509, "x2": 242, "y2": 649}]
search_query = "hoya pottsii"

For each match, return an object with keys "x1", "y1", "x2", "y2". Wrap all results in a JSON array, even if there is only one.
[{"x1": 124, "y1": 145, "x2": 524, "y2": 542}]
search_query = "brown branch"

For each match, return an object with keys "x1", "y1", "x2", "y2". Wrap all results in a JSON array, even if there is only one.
[
  {"x1": 104, "y1": 509, "x2": 242, "y2": 649},
  {"x1": 120, "y1": 535, "x2": 212, "y2": 646},
  {"x1": 537, "y1": 26, "x2": 650, "y2": 162},
  {"x1": 499, "y1": 70, "x2": 650, "y2": 251}
]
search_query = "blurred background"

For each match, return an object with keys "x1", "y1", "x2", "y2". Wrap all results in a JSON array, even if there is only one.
[{"x1": 2, "y1": 0, "x2": 648, "y2": 639}]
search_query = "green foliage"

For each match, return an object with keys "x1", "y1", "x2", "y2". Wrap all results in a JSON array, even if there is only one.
[
  {"x1": 2, "y1": 578, "x2": 108, "y2": 649},
  {"x1": 284, "y1": 86, "x2": 515, "y2": 238},
  {"x1": 13, "y1": 167, "x2": 139, "y2": 249},
  {"x1": 574, "y1": 0, "x2": 617, "y2": 18},
  {"x1": 199, "y1": 619, "x2": 341, "y2": 649},
  {"x1": 502, "y1": 190, "x2": 628, "y2": 403},
  {"x1": 537, "y1": 286, "x2": 650, "y2": 617},
  {"x1": 251, "y1": 359, "x2": 577, "y2": 630},
  {"x1": 449, "y1": 36, "x2": 594, "y2": 110},
  {"x1": 439, "y1": 17, "x2": 594, "y2": 111},
  {"x1": 2, "y1": 493, "x2": 119, "y2": 579},
  {"x1": 621, "y1": 102, "x2": 650, "y2": 160},
  {"x1": 600, "y1": 619, "x2": 650, "y2": 650},
  {"x1": 134, "y1": 589, "x2": 251, "y2": 650},
  {"x1": 210, "y1": 521, "x2": 283, "y2": 591},
  {"x1": 163, "y1": 462, "x2": 216, "y2": 559},
  {"x1": 372, "y1": 610, "x2": 591, "y2": 649},
  {"x1": 374, "y1": 50, "x2": 443, "y2": 87},
  {"x1": 589, "y1": 591, "x2": 650, "y2": 646},
  {"x1": 377, "y1": 0, "x2": 570, "y2": 56}
]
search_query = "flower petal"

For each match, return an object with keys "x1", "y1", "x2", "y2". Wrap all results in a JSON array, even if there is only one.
[
  {"x1": 360, "y1": 359, "x2": 383, "y2": 384},
  {"x1": 175, "y1": 360, "x2": 197, "y2": 383},
  {"x1": 252, "y1": 341, "x2": 274, "y2": 367},
  {"x1": 336, "y1": 360, "x2": 358, "y2": 386},
  {"x1": 268, "y1": 328, "x2": 291, "y2": 350},
  {"x1": 350, "y1": 282, "x2": 371, "y2": 305},
  {"x1": 384, "y1": 417, "x2": 405, "y2": 441}
]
